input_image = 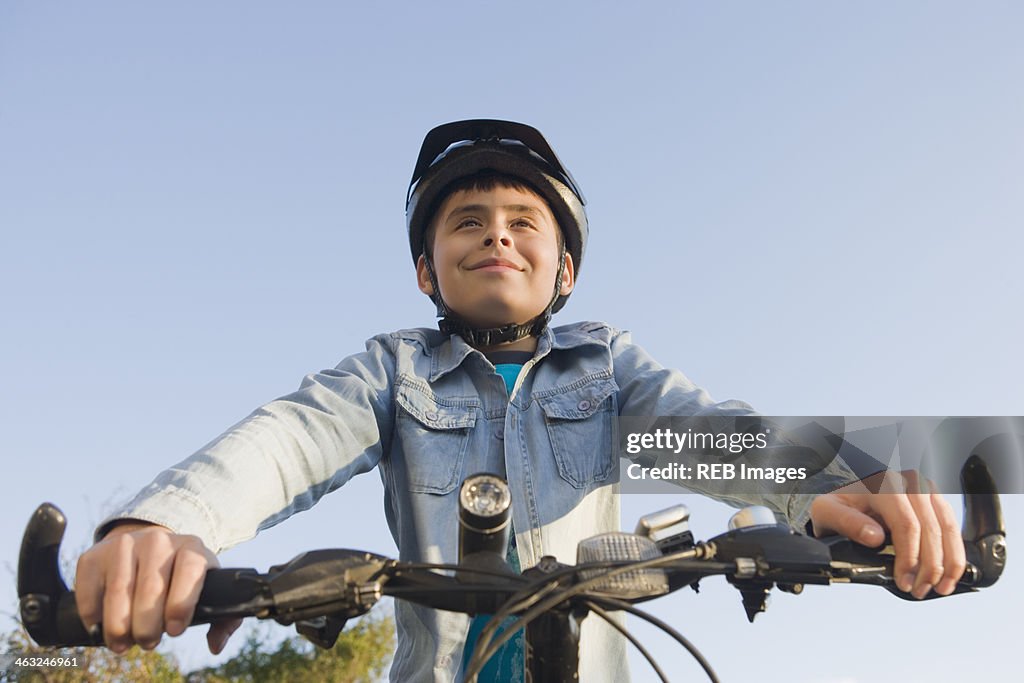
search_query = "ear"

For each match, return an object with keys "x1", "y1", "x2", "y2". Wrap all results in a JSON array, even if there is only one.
[
  {"x1": 559, "y1": 252, "x2": 576, "y2": 296},
  {"x1": 416, "y1": 254, "x2": 435, "y2": 296}
]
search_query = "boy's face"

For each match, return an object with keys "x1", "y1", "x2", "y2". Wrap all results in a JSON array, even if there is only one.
[{"x1": 416, "y1": 185, "x2": 575, "y2": 331}]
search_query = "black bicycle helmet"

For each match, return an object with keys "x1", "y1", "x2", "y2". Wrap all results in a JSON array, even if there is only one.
[{"x1": 406, "y1": 119, "x2": 588, "y2": 344}]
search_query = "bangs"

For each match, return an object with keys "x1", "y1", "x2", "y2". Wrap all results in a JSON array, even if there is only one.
[{"x1": 440, "y1": 171, "x2": 539, "y2": 196}]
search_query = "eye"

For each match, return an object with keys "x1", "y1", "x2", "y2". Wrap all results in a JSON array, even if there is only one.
[
  {"x1": 456, "y1": 218, "x2": 482, "y2": 229},
  {"x1": 511, "y1": 218, "x2": 536, "y2": 230}
]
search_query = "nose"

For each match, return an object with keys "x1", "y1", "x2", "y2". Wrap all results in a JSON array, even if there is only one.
[{"x1": 482, "y1": 222, "x2": 512, "y2": 249}]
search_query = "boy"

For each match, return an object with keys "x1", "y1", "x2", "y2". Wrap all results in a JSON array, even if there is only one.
[{"x1": 74, "y1": 120, "x2": 965, "y2": 682}]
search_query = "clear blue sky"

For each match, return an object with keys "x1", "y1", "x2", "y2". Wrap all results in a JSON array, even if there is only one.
[{"x1": 2, "y1": 2, "x2": 1022, "y2": 681}]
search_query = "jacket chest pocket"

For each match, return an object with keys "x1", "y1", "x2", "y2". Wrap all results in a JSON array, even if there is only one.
[
  {"x1": 395, "y1": 383, "x2": 478, "y2": 495},
  {"x1": 537, "y1": 377, "x2": 618, "y2": 488}
]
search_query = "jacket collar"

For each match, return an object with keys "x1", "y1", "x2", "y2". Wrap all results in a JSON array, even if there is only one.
[
  {"x1": 429, "y1": 332, "x2": 480, "y2": 382},
  {"x1": 428, "y1": 322, "x2": 605, "y2": 382}
]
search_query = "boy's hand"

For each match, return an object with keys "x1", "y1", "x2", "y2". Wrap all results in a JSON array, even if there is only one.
[
  {"x1": 74, "y1": 522, "x2": 241, "y2": 654},
  {"x1": 808, "y1": 471, "x2": 967, "y2": 599}
]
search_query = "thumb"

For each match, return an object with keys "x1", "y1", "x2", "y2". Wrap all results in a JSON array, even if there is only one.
[{"x1": 811, "y1": 494, "x2": 886, "y2": 547}]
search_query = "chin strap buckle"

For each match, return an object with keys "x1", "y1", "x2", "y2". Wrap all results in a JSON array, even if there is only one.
[{"x1": 438, "y1": 318, "x2": 537, "y2": 346}]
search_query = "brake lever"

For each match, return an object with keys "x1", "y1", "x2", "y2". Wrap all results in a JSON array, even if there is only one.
[
  {"x1": 237, "y1": 548, "x2": 393, "y2": 648},
  {"x1": 264, "y1": 548, "x2": 392, "y2": 626}
]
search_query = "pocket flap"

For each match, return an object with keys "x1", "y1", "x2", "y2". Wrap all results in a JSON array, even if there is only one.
[
  {"x1": 537, "y1": 377, "x2": 618, "y2": 420},
  {"x1": 396, "y1": 383, "x2": 478, "y2": 430}
]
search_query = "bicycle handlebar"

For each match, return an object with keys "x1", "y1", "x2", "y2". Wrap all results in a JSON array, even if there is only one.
[{"x1": 17, "y1": 455, "x2": 1008, "y2": 676}]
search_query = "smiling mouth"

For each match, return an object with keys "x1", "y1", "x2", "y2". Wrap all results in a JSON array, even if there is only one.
[{"x1": 468, "y1": 258, "x2": 522, "y2": 271}]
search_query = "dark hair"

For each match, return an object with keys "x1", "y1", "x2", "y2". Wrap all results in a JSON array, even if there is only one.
[{"x1": 421, "y1": 171, "x2": 561, "y2": 258}]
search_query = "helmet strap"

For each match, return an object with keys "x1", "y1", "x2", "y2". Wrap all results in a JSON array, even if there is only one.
[{"x1": 424, "y1": 241, "x2": 567, "y2": 347}]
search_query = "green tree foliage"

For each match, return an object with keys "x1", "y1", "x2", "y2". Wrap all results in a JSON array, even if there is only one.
[
  {"x1": 192, "y1": 616, "x2": 394, "y2": 683},
  {"x1": 1, "y1": 616, "x2": 393, "y2": 683},
  {"x1": 2, "y1": 626, "x2": 182, "y2": 683}
]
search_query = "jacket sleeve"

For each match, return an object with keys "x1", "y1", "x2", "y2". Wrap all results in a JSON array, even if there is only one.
[
  {"x1": 609, "y1": 327, "x2": 858, "y2": 531},
  {"x1": 95, "y1": 334, "x2": 398, "y2": 553}
]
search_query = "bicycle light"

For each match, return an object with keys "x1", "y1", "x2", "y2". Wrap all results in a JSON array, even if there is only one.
[
  {"x1": 576, "y1": 533, "x2": 669, "y2": 599},
  {"x1": 458, "y1": 473, "x2": 512, "y2": 560}
]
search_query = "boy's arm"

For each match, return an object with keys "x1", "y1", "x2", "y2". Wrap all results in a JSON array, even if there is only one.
[
  {"x1": 609, "y1": 328, "x2": 965, "y2": 599},
  {"x1": 608, "y1": 327, "x2": 852, "y2": 527},
  {"x1": 95, "y1": 334, "x2": 398, "y2": 551},
  {"x1": 79, "y1": 334, "x2": 398, "y2": 652}
]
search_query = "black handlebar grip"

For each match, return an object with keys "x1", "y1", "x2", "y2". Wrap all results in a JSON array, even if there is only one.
[
  {"x1": 17, "y1": 503, "x2": 98, "y2": 647},
  {"x1": 21, "y1": 567, "x2": 268, "y2": 648},
  {"x1": 18, "y1": 589, "x2": 104, "y2": 648},
  {"x1": 17, "y1": 503, "x2": 271, "y2": 647},
  {"x1": 960, "y1": 454, "x2": 1007, "y2": 588},
  {"x1": 192, "y1": 567, "x2": 268, "y2": 623}
]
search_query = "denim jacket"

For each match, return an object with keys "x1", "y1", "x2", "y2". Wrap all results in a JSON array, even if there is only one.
[{"x1": 102, "y1": 321, "x2": 853, "y2": 682}]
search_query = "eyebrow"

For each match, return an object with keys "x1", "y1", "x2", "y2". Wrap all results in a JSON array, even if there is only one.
[{"x1": 445, "y1": 204, "x2": 545, "y2": 220}]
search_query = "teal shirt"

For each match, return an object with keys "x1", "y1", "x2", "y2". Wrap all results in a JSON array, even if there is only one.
[
  {"x1": 494, "y1": 363, "x2": 523, "y2": 399},
  {"x1": 461, "y1": 361, "x2": 526, "y2": 682}
]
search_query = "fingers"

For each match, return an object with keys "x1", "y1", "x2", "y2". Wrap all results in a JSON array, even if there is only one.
[
  {"x1": 822, "y1": 473, "x2": 970, "y2": 600},
  {"x1": 165, "y1": 538, "x2": 217, "y2": 636},
  {"x1": 819, "y1": 491, "x2": 922, "y2": 594},
  {"x1": 101, "y1": 534, "x2": 140, "y2": 652},
  {"x1": 931, "y1": 487, "x2": 967, "y2": 595},
  {"x1": 73, "y1": 525, "x2": 217, "y2": 653},
  {"x1": 885, "y1": 480, "x2": 968, "y2": 599},
  {"x1": 74, "y1": 546, "x2": 106, "y2": 638},
  {"x1": 131, "y1": 532, "x2": 176, "y2": 649},
  {"x1": 902, "y1": 491, "x2": 941, "y2": 599}
]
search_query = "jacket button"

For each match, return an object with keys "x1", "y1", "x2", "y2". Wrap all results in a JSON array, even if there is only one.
[
  {"x1": 425, "y1": 411, "x2": 439, "y2": 422},
  {"x1": 577, "y1": 399, "x2": 592, "y2": 412},
  {"x1": 494, "y1": 426, "x2": 504, "y2": 439}
]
